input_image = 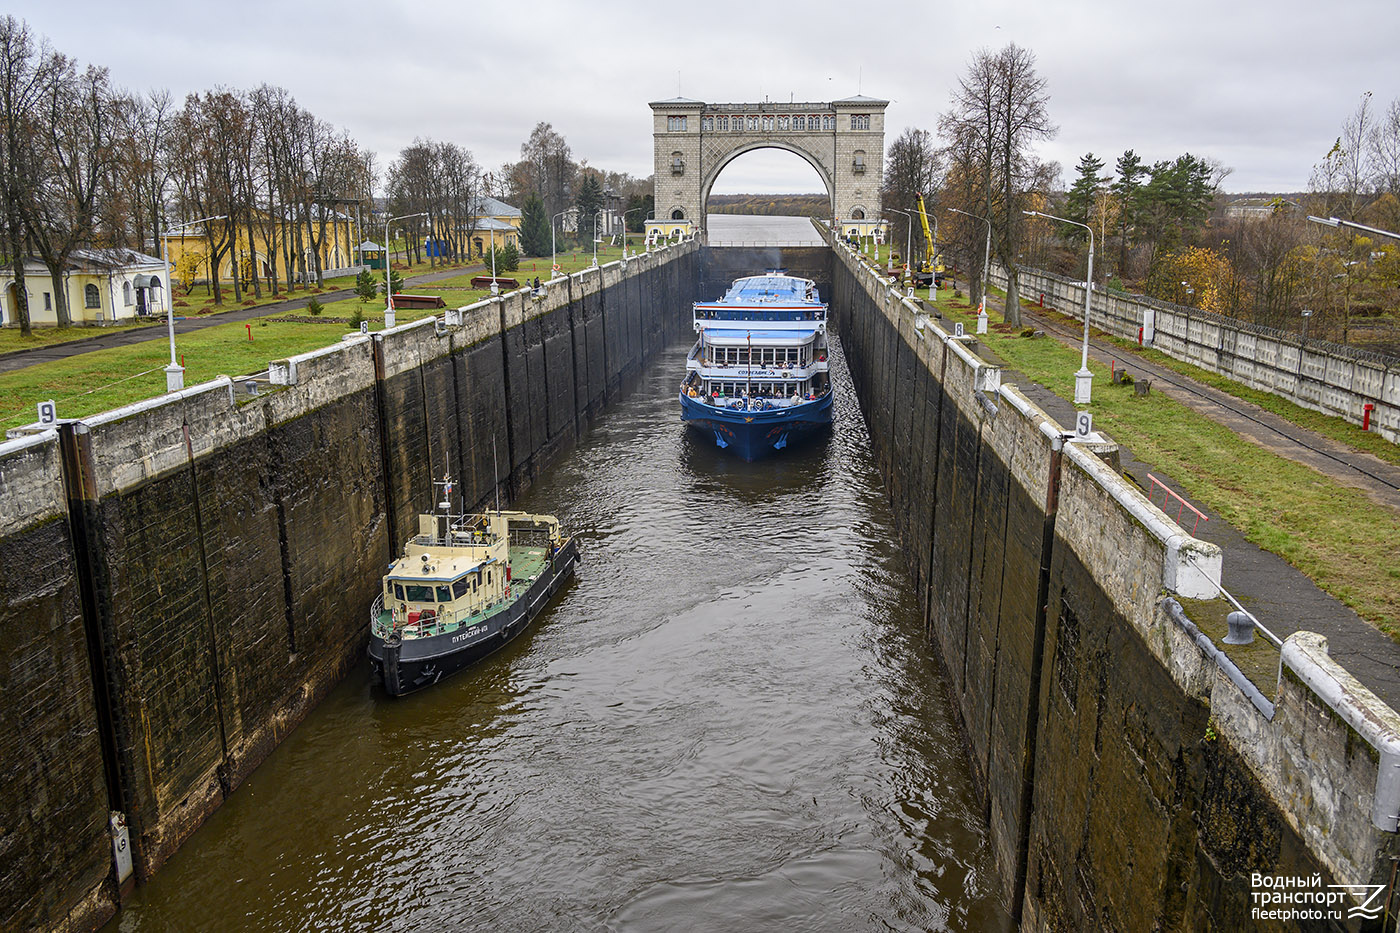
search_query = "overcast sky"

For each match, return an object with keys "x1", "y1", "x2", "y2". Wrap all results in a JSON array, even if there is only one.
[{"x1": 9, "y1": 0, "x2": 1396, "y2": 197}]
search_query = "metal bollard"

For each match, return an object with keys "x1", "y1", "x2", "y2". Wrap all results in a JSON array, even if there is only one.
[{"x1": 1224, "y1": 611, "x2": 1256, "y2": 645}]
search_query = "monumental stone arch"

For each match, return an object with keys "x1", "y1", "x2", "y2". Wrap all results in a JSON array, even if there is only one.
[{"x1": 650, "y1": 96, "x2": 888, "y2": 235}]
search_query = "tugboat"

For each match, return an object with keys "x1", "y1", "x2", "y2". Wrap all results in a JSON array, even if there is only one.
[
  {"x1": 679, "y1": 271, "x2": 833, "y2": 461},
  {"x1": 367, "y1": 476, "x2": 579, "y2": 696}
]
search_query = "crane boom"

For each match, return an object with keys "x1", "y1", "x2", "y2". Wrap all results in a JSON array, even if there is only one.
[{"x1": 912, "y1": 193, "x2": 943, "y2": 287}]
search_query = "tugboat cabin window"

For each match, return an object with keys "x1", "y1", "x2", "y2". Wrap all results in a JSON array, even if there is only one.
[
  {"x1": 452, "y1": 577, "x2": 472, "y2": 599},
  {"x1": 436, "y1": 585, "x2": 452, "y2": 603},
  {"x1": 402, "y1": 583, "x2": 435, "y2": 602}
]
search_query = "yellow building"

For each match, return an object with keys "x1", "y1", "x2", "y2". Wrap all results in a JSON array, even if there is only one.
[
  {"x1": 644, "y1": 219, "x2": 695, "y2": 246},
  {"x1": 0, "y1": 249, "x2": 166, "y2": 328},
  {"x1": 163, "y1": 209, "x2": 358, "y2": 292}
]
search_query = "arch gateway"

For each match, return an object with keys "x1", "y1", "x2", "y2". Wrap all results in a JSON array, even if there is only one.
[{"x1": 650, "y1": 95, "x2": 888, "y2": 235}]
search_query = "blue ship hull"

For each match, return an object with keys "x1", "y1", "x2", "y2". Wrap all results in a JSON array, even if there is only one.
[{"x1": 680, "y1": 391, "x2": 832, "y2": 461}]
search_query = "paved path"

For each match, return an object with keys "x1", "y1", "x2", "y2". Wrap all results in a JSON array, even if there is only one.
[
  {"x1": 975, "y1": 293, "x2": 1400, "y2": 709},
  {"x1": 0, "y1": 262, "x2": 486, "y2": 374}
]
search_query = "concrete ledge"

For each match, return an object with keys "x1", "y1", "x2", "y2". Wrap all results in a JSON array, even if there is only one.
[
  {"x1": 270, "y1": 336, "x2": 370, "y2": 385},
  {"x1": 1064, "y1": 441, "x2": 1222, "y2": 599},
  {"x1": 1282, "y1": 631, "x2": 1400, "y2": 832}
]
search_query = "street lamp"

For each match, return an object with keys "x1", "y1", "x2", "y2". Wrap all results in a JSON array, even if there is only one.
[
  {"x1": 160, "y1": 214, "x2": 227, "y2": 392},
  {"x1": 882, "y1": 208, "x2": 914, "y2": 288},
  {"x1": 384, "y1": 211, "x2": 427, "y2": 326},
  {"x1": 949, "y1": 207, "x2": 992, "y2": 333},
  {"x1": 592, "y1": 211, "x2": 603, "y2": 268},
  {"x1": 1308, "y1": 215, "x2": 1400, "y2": 242},
  {"x1": 1025, "y1": 208, "x2": 1095, "y2": 405},
  {"x1": 621, "y1": 207, "x2": 647, "y2": 260},
  {"x1": 550, "y1": 209, "x2": 570, "y2": 278}
]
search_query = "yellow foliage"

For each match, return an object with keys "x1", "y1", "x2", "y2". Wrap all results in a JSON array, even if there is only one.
[{"x1": 1158, "y1": 245, "x2": 1237, "y2": 313}]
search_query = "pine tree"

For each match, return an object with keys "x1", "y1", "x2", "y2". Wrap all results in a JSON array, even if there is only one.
[
  {"x1": 1065, "y1": 153, "x2": 1106, "y2": 240},
  {"x1": 519, "y1": 193, "x2": 550, "y2": 257},
  {"x1": 575, "y1": 174, "x2": 603, "y2": 247}
]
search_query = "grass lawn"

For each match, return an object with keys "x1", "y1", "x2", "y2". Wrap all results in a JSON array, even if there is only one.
[
  {"x1": 0, "y1": 240, "x2": 654, "y2": 431},
  {"x1": 878, "y1": 269, "x2": 1400, "y2": 639}
]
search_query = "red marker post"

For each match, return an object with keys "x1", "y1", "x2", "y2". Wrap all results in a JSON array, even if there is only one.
[{"x1": 246, "y1": 323, "x2": 253, "y2": 341}]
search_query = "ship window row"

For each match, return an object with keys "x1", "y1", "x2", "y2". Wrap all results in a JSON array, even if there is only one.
[
  {"x1": 707, "y1": 346, "x2": 810, "y2": 366},
  {"x1": 394, "y1": 570, "x2": 490, "y2": 604},
  {"x1": 705, "y1": 381, "x2": 810, "y2": 397},
  {"x1": 698, "y1": 114, "x2": 835, "y2": 133}
]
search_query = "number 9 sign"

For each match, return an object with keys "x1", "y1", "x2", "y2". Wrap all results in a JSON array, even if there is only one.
[
  {"x1": 37, "y1": 400, "x2": 57, "y2": 425},
  {"x1": 1075, "y1": 411, "x2": 1093, "y2": 438}
]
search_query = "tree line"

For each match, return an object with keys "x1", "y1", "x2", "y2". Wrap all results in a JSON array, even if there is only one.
[
  {"x1": 0, "y1": 15, "x2": 378, "y2": 335},
  {"x1": 881, "y1": 44, "x2": 1399, "y2": 347}
]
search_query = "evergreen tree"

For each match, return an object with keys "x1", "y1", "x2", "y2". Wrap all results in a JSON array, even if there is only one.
[
  {"x1": 355, "y1": 268, "x2": 378, "y2": 303},
  {"x1": 1064, "y1": 152, "x2": 1106, "y2": 240},
  {"x1": 624, "y1": 193, "x2": 654, "y2": 232},
  {"x1": 519, "y1": 193, "x2": 550, "y2": 257},
  {"x1": 1112, "y1": 150, "x2": 1147, "y2": 270},
  {"x1": 575, "y1": 173, "x2": 603, "y2": 246}
]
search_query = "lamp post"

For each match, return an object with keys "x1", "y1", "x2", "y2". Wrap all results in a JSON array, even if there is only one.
[
  {"x1": 621, "y1": 207, "x2": 647, "y2": 260},
  {"x1": 1301, "y1": 308, "x2": 1313, "y2": 340},
  {"x1": 160, "y1": 214, "x2": 226, "y2": 392},
  {"x1": 1308, "y1": 215, "x2": 1400, "y2": 242},
  {"x1": 550, "y1": 209, "x2": 571, "y2": 278},
  {"x1": 592, "y1": 211, "x2": 602, "y2": 268},
  {"x1": 949, "y1": 207, "x2": 991, "y2": 333},
  {"x1": 384, "y1": 211, "x2": 427, "y2": 326},
  {"x1": 1025, "y1": 208, "x2": 1095, "y2": 405},
  {"x1": 883, "y1": 208, "x2": 914, "y2": 288}
]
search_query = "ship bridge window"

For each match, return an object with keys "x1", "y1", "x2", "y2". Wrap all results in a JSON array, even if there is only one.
[
  {"x1": 452, "y1": 577, "x2": 472, "y2": 599},
  {"x1": 436, "y1": 585, "x2": 452, "y2": 603},
  {"x1": 401, "y1": 583, "x2": 435, "y2": 603}
]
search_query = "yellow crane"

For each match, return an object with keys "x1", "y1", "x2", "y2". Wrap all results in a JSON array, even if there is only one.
[{"x1": 913, "y1": 192, "x2": 944, "y2": 288}]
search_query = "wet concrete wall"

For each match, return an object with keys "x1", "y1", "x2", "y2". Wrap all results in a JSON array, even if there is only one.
[
  {"x1": 832, "y1": 236, "x2": 1400, "y2": 930},
  {"x1": 0, "y1": 242, "x2": 698, "y2": 933}
]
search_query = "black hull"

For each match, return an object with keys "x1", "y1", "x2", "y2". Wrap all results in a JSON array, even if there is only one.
[{"x1": 367, "y1": 538, "x2": 579, "y2": 696}]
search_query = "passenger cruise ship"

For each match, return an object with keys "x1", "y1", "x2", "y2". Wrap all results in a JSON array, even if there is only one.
[{"x1": 678, "y1": 272, "x2": 832, "y2": 461}]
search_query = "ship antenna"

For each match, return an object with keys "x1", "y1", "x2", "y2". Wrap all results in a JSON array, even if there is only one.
[{"x1": 492, "y1": 436, "x2": 502, "y2": 515}]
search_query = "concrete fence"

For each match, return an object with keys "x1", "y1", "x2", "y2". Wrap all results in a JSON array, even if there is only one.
[{"x1": 989, "y1": 264, "x2": 1400, "y2": 443}]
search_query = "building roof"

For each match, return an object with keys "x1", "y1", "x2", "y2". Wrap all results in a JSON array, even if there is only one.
[
  {"x1": 359, "y1": 240, "x2": 382, "y2": 251},
  {"x1": 70, "y1": 248, "x2": 165, "y2": 270},
  {"x1": 471, "y1": 196, "x2": 520, "y2": 218},
  {"x1": 650, "y1": 96, "x2": 705, "y2": 108},
  {"x1": 832, "y1": 94, "x2": 889, "y2": 106},
  {"x1": 460, "y1": 217, "x2": 517, "y2": 232}
]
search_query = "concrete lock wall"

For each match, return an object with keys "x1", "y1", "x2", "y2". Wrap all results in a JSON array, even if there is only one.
[
  {"x1": 989, "y1": 264, "x2": 1400, "y2": 444},
  {"x1": 832, "y1": 235, "x2": 1400, "y2": 928},
  {"x1": 0, "y1": 241, "x2": 699, "y2": 933}
]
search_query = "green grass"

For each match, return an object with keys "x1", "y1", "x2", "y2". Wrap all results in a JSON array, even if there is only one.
[
  {"x1": 0, "y1": 320, "x2": 166, "y2": 354},
  {"x1": 0, "y1": 241, "x2": 648, "y2": 430},
  {"x1": 918, "y1": 284, "x2": 1400, "y2": 638},
  {"x1": 1073, "y1": 323, "x2": 1400, "y2": 470}
]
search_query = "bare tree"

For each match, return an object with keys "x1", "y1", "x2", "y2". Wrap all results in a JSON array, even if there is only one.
[
  {"x1": 26, "y1": 59, "x2": 120, "y2": 325},
  {"x1": 0, "y1": 16, "x2": 61, "y2": 335},
  {"x1": 941, "y1": 43, "x2": 1057, "y2": 325}
]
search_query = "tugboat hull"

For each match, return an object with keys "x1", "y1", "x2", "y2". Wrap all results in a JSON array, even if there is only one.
[{"x1": 368, "y1": 538, "x2": 579, "y2": 696}]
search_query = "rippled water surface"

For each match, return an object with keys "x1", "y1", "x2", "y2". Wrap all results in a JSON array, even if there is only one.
[{"x1": 118, "y1": 340, "x2": 1009, "y2": 932}]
